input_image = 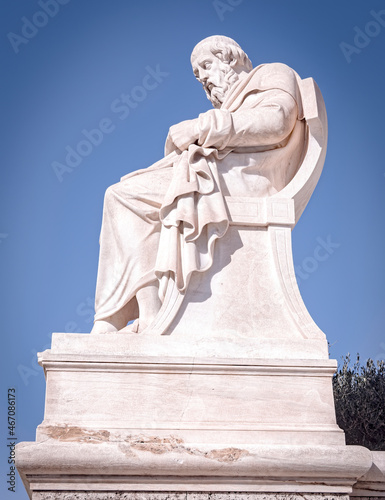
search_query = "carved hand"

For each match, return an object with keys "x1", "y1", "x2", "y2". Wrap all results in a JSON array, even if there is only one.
[{"x1": 165, "y1": 119, "x2": 199, "y2": 155}]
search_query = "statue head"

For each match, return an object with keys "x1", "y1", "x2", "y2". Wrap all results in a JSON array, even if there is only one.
[{"x1": 191, "y1": 35, "x2": 253, "y2": 108}]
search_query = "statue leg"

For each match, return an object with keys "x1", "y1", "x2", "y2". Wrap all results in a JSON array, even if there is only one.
[
  {"x1": 90, "y1": 301, "x2": 133, "y2": 334},
  {"x1": 91, "y1": 164, "x2": 173, "y2": 334},
  {"x1": 114, "y1": 282, "x2": 162, "y2": 334},
  {"x1": 92, "y1": 282, "x2": 162, "y2": 334},
  {"x1": 135, "y1": 283, "x2": 162, "y2": 329}
]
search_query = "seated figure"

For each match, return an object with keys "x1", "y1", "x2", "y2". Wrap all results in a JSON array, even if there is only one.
[{"x1": 91, "y1": 35, "x2": 306, "y2": 334}]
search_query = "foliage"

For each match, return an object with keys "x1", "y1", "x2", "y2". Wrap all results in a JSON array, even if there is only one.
[{"x1": 333, "y1": 354, "x2": 385, "y2": 451}]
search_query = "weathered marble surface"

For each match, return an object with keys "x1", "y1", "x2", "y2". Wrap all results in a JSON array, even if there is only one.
[
  {"x1": 17, "y1": 437, "x2": 372, "y2": 497},
  {"x1": 352, "y1": 451, "x2": 385, "y2": 497},
  {"x1": 35, "y1": 336, "x2": 343, "y2": 446},
  {"x1": 32, "y1": 493, "x2": 351, "y2": 500}
]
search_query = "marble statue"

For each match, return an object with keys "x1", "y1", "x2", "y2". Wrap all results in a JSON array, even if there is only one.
[
  {"x1": 91, "y1": 35, "x2": 307, "y2": 334},
  {"x1": 19, "y1": 36, "x2": 379, "y2": 500}
]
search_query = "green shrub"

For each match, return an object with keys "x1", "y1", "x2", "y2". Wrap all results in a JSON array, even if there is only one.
[{"x1": 333, "y1": 354, "x2": 385, "y2": 451}]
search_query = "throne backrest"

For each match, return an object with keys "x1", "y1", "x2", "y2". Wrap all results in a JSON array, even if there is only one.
[
  {"x1": 271, "y1": 76, "x2": 328, "y2": 224},
  {"x1": 225, "y1": 76, "x2": 328, "y2": 229}
]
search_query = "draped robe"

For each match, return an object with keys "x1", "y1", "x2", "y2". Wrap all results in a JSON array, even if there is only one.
[{"x1": 94, "y1": 63, "x2": 306, "y2": 323}]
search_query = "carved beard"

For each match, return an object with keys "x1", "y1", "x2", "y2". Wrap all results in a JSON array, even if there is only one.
[{"x1": 206, "y1": 65, "x2": 239, "y2": 109}]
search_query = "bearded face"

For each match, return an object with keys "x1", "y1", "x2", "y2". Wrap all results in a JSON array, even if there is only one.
[
  {"x1": 192, "y1": 49, "x2": 241, "y2": 109},
  {"x1": 205, "y1": 64, "x2": 239, "y2": 108}
]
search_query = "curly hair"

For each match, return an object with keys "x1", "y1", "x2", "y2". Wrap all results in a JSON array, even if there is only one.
[{"x1": 191, "y1": 35, "x2": 253, "y2": 72}]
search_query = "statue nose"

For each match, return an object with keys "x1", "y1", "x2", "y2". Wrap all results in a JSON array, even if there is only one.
[{"x1": 198, "y1": 67, "x2": 209, "y2": 82}]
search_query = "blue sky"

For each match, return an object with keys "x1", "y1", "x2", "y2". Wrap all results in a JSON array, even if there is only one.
[{"x1": 1, "y1": 1, "x2": 385, "y2": 498}]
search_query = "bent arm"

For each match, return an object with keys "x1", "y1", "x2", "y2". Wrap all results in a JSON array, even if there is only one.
[
  {"x1": 196, "y1": 89, "x2": 298, "y2": 150},
  {"x1": 164, "y1": 89, "x2": 298, "y2": 155}
]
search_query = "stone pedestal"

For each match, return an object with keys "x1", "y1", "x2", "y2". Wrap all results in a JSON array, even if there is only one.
[
  {"x1": 34, "y1": 334, "x2": 343, "y2": 446},
  {"x1": 351, "y1": 452, "x2": 385, "y2": 498},
  {"x1": 16, "y1": 333, "x2": 373, "y2": 499},
  {"x1": 20, "y1": 494, "x2": 358, "y2": 500}
]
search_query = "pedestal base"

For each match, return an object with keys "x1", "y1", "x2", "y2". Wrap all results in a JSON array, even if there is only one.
[
  {"x1": 16, "y1": 332, "x2": 376, "y2": 499},
  {"x1": 33, "y1": 333, "x2": 344, "y2": 447},
  {"x1": 29, "y1": 493, "x2": 351, "y2": 500},
  {"x1": 16, "y1": 440, "x2": 372, "y2": 499}
]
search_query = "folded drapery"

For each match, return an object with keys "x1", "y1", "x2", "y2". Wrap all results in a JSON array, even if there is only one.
[
  {"x1": 154, "y1": 63, "x2": 303, "y2": 301},
  {"x1": 94, "y1": 63, "x2": 305, "y2": 323}
]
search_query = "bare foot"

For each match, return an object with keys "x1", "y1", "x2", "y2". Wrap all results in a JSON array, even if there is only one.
[
  {"x1": 118, "y1": 319, "x2": 140, "y2": 333},
  {"x1": 90, "y1": 319, "x2": 119, "y2": 334},
  {"x1": 118, "y1": 318, "x2": 150, "y2": 334},
  {"x1": 91, "y1": 283, "x2": 161, "y2": 334},
  {"x1": 90, "y1": 306, "x2": 132, "y2": 334}
]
